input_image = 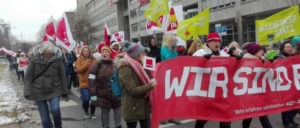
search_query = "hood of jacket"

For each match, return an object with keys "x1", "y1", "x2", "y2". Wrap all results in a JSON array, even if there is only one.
[
  {"x1": 243, "y1": 53, "x2": 259, "y2": 59},
  {"x1": 113, "y1": 53, "x2": 130, "y2": 70},
  {"x1": 31, "y1": 45, "x2": 62, "y2": 63}
]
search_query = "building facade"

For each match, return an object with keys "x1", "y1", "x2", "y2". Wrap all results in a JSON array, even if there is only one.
[
  {"x1": 0, "y1": 19, "x2": 11, "y2": 37},
  {"x1": 76, "y1": 0, "x2": 300, "y2": 47}
]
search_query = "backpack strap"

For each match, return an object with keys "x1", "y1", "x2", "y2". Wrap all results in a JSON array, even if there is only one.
[{"x1": 31, "y1": 61, "x2": 54, "y2": 83}]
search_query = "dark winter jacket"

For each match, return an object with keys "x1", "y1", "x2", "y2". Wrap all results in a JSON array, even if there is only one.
[
  {"x1": 275, "y1": 51, "x2": 293, "y2": 59},
  {"x1": 62, "y1": 52, "x2": 74, "y2": 76},
  {"x1": 24, "y1": 46, "x2": 69, "y2": 101},
  {"x1": 149, "y1": 44, "x2": 161, "y2": 62},
  {"x1": 88, "y1": 60, "x2": 121, "y2": 108},
  {"x1": 114, "y1": 53, "x2": 153, "y2": 122}
]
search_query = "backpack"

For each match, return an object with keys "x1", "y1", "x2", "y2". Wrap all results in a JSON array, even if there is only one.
[{"x1": 96, "y1": 61, "x2": 123, "y2": 101}]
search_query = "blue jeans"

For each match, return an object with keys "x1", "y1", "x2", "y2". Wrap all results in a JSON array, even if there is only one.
[
  {"x1": 36, "y1": 97, "x2": 62, "y2": 128},
  {"x1": 80, "y1": 88, "x2": 95, "y2": 115}
]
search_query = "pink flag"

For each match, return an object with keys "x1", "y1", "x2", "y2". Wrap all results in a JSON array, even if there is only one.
[
  {"x1": 0, "y1": 47, "x2": 16, "y2": 57},
  {"x1": 45, "y1": 16, "x2": 56, "y2": 41},
  {"x1": 56, "y1": 13, "x2": 76, "y2": 52},
  {"x1": 42, "y1": 34, "x2": 48, "y2": 42},
  {"x1": 104, "y1": 22, "x2": 111, "y2": 46}
]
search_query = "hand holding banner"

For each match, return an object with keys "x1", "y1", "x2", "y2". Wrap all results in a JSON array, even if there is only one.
[
  {"x1": 256, "y1": 5, "x2": 300, "y2": 46},
  {"x1": 177, "y1": 8, "x2": 210, "y2": 40},
  {"x1": 144, "y1": 0, "x2": 169, "y2": 27}
]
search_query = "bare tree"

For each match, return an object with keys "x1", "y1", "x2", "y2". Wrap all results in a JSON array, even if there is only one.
[
  {"x1": 36, "y1": 23, "x2": 47, "y2": 43},
  {"x1": 73, "y1": 15, "x2": 98, "y2": 45}
]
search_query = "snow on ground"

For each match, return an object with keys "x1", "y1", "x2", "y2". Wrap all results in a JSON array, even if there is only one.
[{"x1": 0, "y1": 61, "x2": 30, "y2": 126}]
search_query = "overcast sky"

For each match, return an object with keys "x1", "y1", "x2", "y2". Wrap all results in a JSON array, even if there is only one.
[{"x1": 0, "y1": 0, "x2": 76, "y2": 42}]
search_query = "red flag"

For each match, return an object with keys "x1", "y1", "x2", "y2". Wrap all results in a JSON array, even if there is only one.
[
  {"x1": 104, "y1": 22, "x2": 111, "y2": 46},
  {"x1": 56, "y1": 13, "x2": 76, "y2": 52},
  {"x1": 42, "y1": 34, "x2": 48, "y2": 42},
  {"x1": 45, "y1": 16, "x2": 56, "y2": 41}
]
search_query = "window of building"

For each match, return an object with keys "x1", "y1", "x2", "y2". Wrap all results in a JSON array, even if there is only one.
[
  {"x1": 242, "y1": 17, "x2": 256, "y2": 42},
  {"x1": 184, "y1": 9, "x2": 198, "y2": 19},
  {"x1": 202, "y1": 0, "x2": 235, "y2": 10},
  {"x1": 210, "y1": 21, "x2": 238, "y2": 47},
  {"x1": 139, "y1": 3, "x2": 150, "y2": 16},
  {"x1": 183, "y1": 4, "x2": 198, "y2": 19},
  {"x1": 139, "y1": 20, "x2": 146, "y2": 30},
  {"x1": 241, "y1": 0, "x2": 257, "y2": 3},
  {"x1": 130, "y1": 9, "x2": 137, "y2": 19},
  {"x1": 130, "y1": 0, "x2": 137, "y2": 5},
  {"x1": 131, "y1": 23, "x2": 138, "y2": 32}
]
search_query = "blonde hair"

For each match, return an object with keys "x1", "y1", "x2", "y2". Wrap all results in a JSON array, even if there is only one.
[
  {"x1": 187, "y1": 38, "x2": 202, "y2": 55},
  {"x1": 162, "y1": 34, "x2": 175, "y2": 48}
]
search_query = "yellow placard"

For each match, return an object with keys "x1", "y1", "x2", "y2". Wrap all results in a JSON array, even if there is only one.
[
  {"x1": 144, "y1": 0, "x2": 169, "y2": 27},
  {"x1": 256, "y1": 5, "x2": 300, "y2": 46},
  {"x1": 177, "y1": 8, "x2": 210, "y2": 41}
]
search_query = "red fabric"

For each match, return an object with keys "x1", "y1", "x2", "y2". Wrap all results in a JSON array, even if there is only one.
[
  {"x1": 124, "y1": 54, "x2": 151, "y2": 85},
  {"x1": 45, "y1": 20, "x2": 56, "y2": 41},
  {"x1": 151, "y1": 56, "x2": 300, "y2": 128},
  {"x1": 19, "y1": 58, "x2": 28, "y2": 67},
  {"x1": 104, "y1": 23, "x2": 111, "y2": 46},
  {"x1": 56, "y1": 17, "x2": 70, "y2": 46},
  {"x1": 207, "y1": 32, "x2": 221, "y2": 44},
  {"x1": 42, "y1": 34, "x2": 48, "y2": 42}
]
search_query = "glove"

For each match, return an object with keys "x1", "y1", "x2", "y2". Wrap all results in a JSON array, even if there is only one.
[
  {"x1": 91, "y1": 96, "x2": 97, "y2": 102},
  {"x1": 150, "y1": 79, "x2": 157, "y2": 87},
  {"x1": 203, "y1": 54, "x2": 212, "y2": 60}
]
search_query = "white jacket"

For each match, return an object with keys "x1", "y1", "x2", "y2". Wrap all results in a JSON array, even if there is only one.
[{"x1": 193, "y1": 44, "x2": 229, "y2": 57}]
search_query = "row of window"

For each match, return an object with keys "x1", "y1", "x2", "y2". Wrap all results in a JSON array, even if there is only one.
[
  {"x1": 129, "y1": 3, "x2": 150, "y2": 19},
  {"x1": 97, "y1": 17, "x2": 118, "y2": 31},
  {"x1": 86, "y1": 0, "x2": 108, "y2": 12},
  {"x1": 90, "y1": 7, "x2": 116, "y2": 24},
  {"x1": 130, "y1": 20, "x2": 147, "y2": 33}
]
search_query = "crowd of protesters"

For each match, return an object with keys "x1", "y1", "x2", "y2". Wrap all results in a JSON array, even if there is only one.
[{"x1": 3, "y1": 33, "x2": 300, "y2": 128}]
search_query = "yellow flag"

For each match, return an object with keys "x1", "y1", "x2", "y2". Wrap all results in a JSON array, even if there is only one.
[
  {"x1": 256, "y1": 5, "x2": 300, "y2": 46},
  {"x1": 144, "y1": 0, "x2": 169, "y2": 27},
  {"x1": 177, "y1": 8, "x2": 210, "y2": 41}
]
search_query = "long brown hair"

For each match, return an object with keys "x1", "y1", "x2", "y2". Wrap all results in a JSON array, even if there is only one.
[{"x1": 187, "y1": 38, "x2": 202, "y2": 55}]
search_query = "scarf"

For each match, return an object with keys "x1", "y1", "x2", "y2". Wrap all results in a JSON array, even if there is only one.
[{"x1": 124, "y1": 54, "x2": 151, "y2": 85}]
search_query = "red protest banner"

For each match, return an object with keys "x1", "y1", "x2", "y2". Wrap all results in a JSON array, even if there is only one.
[{"x1": 151, "y1": 56, "x2": 300, "y2": 128}]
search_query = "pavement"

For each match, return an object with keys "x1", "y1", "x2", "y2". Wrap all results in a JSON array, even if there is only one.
[{"x1": 2, "y1": 59, "x2": 300, "y2": 128}]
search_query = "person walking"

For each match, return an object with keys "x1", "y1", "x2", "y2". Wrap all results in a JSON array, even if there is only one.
[
  {"x1": 24, "y1": 41, "x2": 69, "y2": 128},
  {"x1": 274, "y1": 41, "x2": 297, "y2": 128},
  {"x1": 193, "y1": 33, "x2": 230, "y2": 128},
  {"x1": 88, "y1": 45, "x2": 122, "y2": 128},
  {"x1": 62, "y1": 48, "x2": 74, "y2": 91},
  {"x1": 242, "y1": 43, "x2": 273, "y2": 128},
  {"x1": 114, "y1": 42, "x2": 157, "y2": 128},
  {"x1": 76, "y1": 46, "x2": 97, "y2": 119},
  {"x1": 17, "y1": 52, "x2": 29, "y2": 80}
]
